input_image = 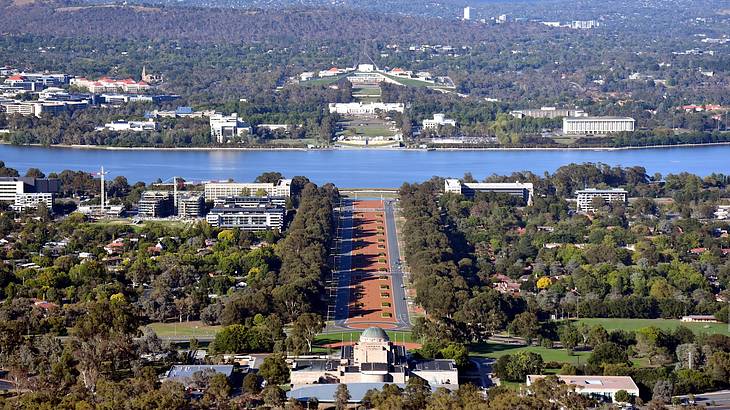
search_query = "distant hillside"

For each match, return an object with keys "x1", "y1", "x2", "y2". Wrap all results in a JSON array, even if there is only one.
[{"x1": 0, "y1": 1, "x2": 538, "y2": 44}]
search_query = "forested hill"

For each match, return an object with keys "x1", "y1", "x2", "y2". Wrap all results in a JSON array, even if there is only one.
[
  {"x1": 73, "y1": 0, "x2": 465, "y2": 17},
  {"x1": 0, "y1": 0, "x2": 518, "y2": 44}
]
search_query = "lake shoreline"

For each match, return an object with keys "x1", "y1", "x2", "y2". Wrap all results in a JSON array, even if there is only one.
[{"x1": 4, "y1": 140, "x2": 730, "y2": 152}]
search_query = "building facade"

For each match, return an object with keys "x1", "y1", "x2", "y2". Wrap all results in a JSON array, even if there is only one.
[
  {"x1": 138, "y1": 191, "x2": 174, "y2": 218},
  {"x1": 205, "y1": 205, "x2": 285, "y2": 231},
  {"x1": 445, "y1": 179, "x2": 534, "y2": 205},
  {"x1": 288, "y1": 327, "x2": 458, "y2": 405},
  {"x1": 12, "y1": 193, "x2": 54, "y2": 213},
  {"x1": 575, "y1": 188, "x2": 628, "y2": 212},
  {"x1": 176, "y1": 193, "x2": 205, "y2": 218},
  {"x1": 0, "y1": 177, "x2": 60, "y2": 210},
  {"x1": 423, "y1": 113, "x2": 457, "y2": 130},
  {"x1": 204, "y1": 179, "x2": 292, "y2": 199},
  {"x1": 563, "y1": 116, "x2": 635, "y2": 135},
  {"x1": 510, "y1": 107, "x2": 587, "y2": 119},
  {"x1": 328, "y1": 102, "x2": 405, "y2": 116},
  {"x1": 209, "y1": 113, "x2": 252, "y2": 143}
]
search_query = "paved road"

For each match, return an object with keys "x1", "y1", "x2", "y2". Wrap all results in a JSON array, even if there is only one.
[
  {"x1": 677, "y1": 390, "x2": 730, "y2": 408},
  {"x1": 384, "y1": 199, "x2": 411, "y2": 330},
  {"x1": 326, "y1": 198, "x2": 411, "y2": 331}
]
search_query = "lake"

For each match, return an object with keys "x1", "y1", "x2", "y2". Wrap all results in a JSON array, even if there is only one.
[{"x1": 4, "y1": 144, "x2": 730, "y2": 187}]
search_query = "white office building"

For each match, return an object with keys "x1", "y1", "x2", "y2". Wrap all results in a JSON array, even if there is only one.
[
  {"x1": 575, "y1": 188, "x2": 628, "y2": 212},
  {"x1": 328, "y1": 102, "x2": 405, "y2": 116},
  {"x1": 205, "y1": 179, "x2": 292, "y2": 199},
  {"x1": 423, "y1": 113, "x2": 457, "y2": 130},
  {"x1": 445, "y1": 179, "x2": 534, "y2": 205},
  {"x1": 209, "y1": 113, "x2": 252, "y2": 143},
  {"x1": 0, "y1": 177, "x2": 60, "y2": 212},
  {"x1": 563, "y1": 116, "x2": 635, "y2": 135},
  {"x1": 103, "y1": 120, "x2": 158, "y2": 132},
  {"x1": 527, "y1": 375, "x2": 639, "y2": 403},
  {"x1": 463, "y1": 6, "x2": 471, "y2": 20}
]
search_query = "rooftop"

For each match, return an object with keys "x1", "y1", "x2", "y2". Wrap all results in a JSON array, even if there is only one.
[{"x1": 527, "y1": 375, "x2": 639, "y2": 392}]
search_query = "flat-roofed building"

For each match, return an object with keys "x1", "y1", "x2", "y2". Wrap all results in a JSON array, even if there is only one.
[
  {"x1": 12, "y1": 193, "x2": 54, "y2": 213},
  {"x1": 510, "y1": 107, "x2": 587, "y2": 119},
  {"x1": 423, "y1": 113, "x2": 457, "y2": 130},
  {"x1": 206, "y1": 205, "x2": 285, "y2": 231},
  {"x1": 575, "y1": 188, "x2": 628, "y2": 212},
  {"x1": 103, "y1": 120, "x2": 158, "y2": 132},
  {"x1": 209, "y1": 113, "x2": 252, "y2": 143},
  {"x1": 444, "y1": 179, "x2": 534, "y2": 205},
  {"x1": 205, "y1": 179, "x2": 292, "y2": 199},
  {"x1": 176, "y1": 193, "x2": 205, "y2": 218},
  {"x1": 213, "y1": 195, "x2": 287, "y2": 208},
  {"x1": 287, "y1": 327, "x2": 458, "y2": 406},
  {"x1": 138, "y1": 191, "x2": 174, "y2": 218},
  {"x1": 0, "y1": 178, "x2": 61, "y2": 210},
  {"x1": 328, "y1": 102, "x2": 404, "y2": 116},
  {"x1": 526, "y1": 375, "x2": 639, "y2": 403},
  {"x1": 563, "y1": 116, "x2": 635, "y2": 135}
]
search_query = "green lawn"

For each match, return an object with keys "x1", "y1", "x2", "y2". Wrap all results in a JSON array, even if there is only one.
[
  {"x1": 299, "y1": 75, "x2": 346, "y2": 87},
  {"x1": 352, "y1": 87, "x2": 381, "y2": 96},
  {"x1": 470, "y1": 342, "x2": 591, "y2": 365},
  {"x1": 146, "y1": 321, "x2": 221, "y2": 339},
  {"x1": 574, "y1": 318, "x2": 729, "y2": 336}
]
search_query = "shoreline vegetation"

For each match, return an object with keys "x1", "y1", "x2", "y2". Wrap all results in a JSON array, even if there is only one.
[{"x1": 4, "y1": 140, "x2": 730, "y2": 152}]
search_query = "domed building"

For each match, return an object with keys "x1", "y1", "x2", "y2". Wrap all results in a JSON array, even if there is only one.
[{"x1": 288, "y1": 326, "x2": 459, "y2": 405}]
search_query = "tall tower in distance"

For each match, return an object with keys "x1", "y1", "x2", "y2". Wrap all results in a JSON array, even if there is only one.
[{"x1": 463, "y1": 6, "x2": 471, "y2": 21}]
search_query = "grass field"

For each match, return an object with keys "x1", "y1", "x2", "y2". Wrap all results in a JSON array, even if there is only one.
[
  {"x1": 146, "y1": 321, "x2": 221, "y2": 339},
  {"x1": 574, "y1": 318, "x2": 729, "y2": 336},
  {"x1": 470, "y1": 342, "x2": 591, "y2": 364},
  {"x1": 352, "y1": 87, "x2": 381, "y2": 96}
]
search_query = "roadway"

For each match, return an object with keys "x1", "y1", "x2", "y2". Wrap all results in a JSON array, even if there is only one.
[
  {"x1": 677, "y1": 390, "x2": 730, "y2": 408},
  {"x1": 326, "y1": 198, "x2": 411, "y2": 331},
  {"x1": 384, "y1": 199, "x2": 411, "y2": 330}
]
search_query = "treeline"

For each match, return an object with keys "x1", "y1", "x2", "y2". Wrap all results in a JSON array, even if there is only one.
[{"x1": 399, "y1": 179, "x2": 525, "y2": 347}]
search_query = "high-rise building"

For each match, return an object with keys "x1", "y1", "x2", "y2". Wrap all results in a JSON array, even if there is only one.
[
  {"x1": 463, "y1": 6, "x2": 471, "y2": 20},
  {"x1": 138, "y1": 191, "x2": 174, "y2": 218},
  {"x1": 176, "y1": 193, "x2": 205, "y2": 218}
]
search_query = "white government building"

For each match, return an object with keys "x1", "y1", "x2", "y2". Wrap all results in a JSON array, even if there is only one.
[
  {"x1": 563, "y1": 116, "x2": 635, "y2": 135},
  {"x1": 328, "y1": 102, "x2": 405, "y2": 116},
  {"x1": 288, "y1": 327, "x2": 458, "y2": 405},
  {"x1": 423, "y1": 113, "x2": 457, "y2": 130},
  {"x1": 204, "y1": 179, "x2": 292, "y2": 199},
  {"x1": 209, "y1": 113, "x2": 252, "y2": 143},
  {"x1": 445, "y1": 179, "x2": 534, "y2": 206}
]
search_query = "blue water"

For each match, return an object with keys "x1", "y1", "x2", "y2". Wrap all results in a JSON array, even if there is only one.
[{"x1": 5, "y1": 144, "x2": 729, "y2": 187}]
